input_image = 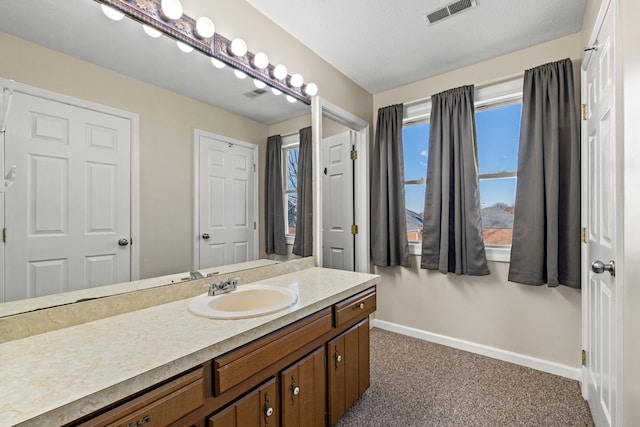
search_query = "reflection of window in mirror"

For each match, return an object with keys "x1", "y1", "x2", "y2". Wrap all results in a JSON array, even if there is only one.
[{"x1": 282, "y1": 135, "x2": 300, "y2": 244}]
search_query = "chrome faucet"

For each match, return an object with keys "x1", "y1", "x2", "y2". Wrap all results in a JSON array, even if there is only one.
[
  {"x1": 207, "y1": 277, "x2": 239, "y2": 296},
  {"x1": 189, "y1": 271, "x2": 204, "y2": 280}
]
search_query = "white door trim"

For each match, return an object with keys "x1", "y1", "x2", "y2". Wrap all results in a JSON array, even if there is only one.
[
  {"x1": 192, "y1": 129, "x2": 259, "y2": 270},
  {"x1": 0, "y1": 78, "x2": 140, "y2": 288},
  {"x1": 311, "y1": 97, "x2": 370, "y2": 273}
]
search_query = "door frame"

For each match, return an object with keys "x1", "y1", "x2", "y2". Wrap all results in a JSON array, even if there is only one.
[
  {"x1": 192, "y1": 129, "x2": 259, "y2": 270},
  {"x1": 0, "y1": 78, "x2": 140, "y2": 298},
  {"x1": 580, "y1": 0, "x2": 624, "y2": 423},
  {"x1": 312, "y1": 97, "x2": 369, "y2": 272}
]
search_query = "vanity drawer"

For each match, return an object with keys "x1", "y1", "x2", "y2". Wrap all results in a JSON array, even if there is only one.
[
  {"x1": 214, "y1": 307, "x2": 332, "y2": 395},
  {"x1": 77, "y1": 367, "x2": 204, "y2": 427},
  {"x1": 333, "y1": 287, "x2": 376, "y2": 327}
]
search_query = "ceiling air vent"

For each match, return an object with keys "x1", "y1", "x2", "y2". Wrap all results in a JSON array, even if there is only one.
[
  {"x1": 243, "y1": 88, "x2": 268, "y2": 99},
  {"x1": 426, "y1": 0, "x2": 477, "y2": 24}
]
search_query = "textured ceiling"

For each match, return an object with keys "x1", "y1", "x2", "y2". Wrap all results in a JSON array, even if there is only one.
[{"x1": 246, "y1": 0, "x2": 588, "y2": 94}]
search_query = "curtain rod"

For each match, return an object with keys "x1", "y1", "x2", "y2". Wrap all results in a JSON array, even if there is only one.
[
  {"x1": 403, "y1": 71, "x2": 524, "y2": 108},
  {"x1": 279, "y1": 130, "x2": 299, "y2": 138}
]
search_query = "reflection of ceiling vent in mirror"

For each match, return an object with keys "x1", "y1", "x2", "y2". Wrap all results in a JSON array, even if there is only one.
[
  {"x1": 426, "y1": 0, "x2": 477, "y2": 24},
  {"x1": 243, "y1": 88, "x2": 268, "y2": 99}
]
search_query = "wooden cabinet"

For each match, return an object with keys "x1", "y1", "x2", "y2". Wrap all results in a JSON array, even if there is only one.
[
  {"x1": 209, "y1": 378, "x2": 278, "y2": 427},
  {"x1": 74, "y1": 367, "x2": 204, "y2": 427},
  {"x1": 327, "y1": 319, "x2": 370, "y2": 425},
  {"x1": 280, "y1": 347, "x2": 326, "y2": 427}
]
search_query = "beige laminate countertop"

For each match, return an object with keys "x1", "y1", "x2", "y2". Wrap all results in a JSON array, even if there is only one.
[{"x1": 0, "y1": 267, "x2": 380, "y2": 427}]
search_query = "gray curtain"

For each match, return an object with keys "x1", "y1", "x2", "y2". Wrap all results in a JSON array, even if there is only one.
[
  {"x1": 265, "y1": 135, "x2": 287, "y2": 255},
  {"x1": 371, "y1": 104, "x2": 410, "y2": 267},
  {"x1": 508, "y1": 58, "x2": 580, "y2": 288},
  {"x1": 293, "y1": 127, "x2": 312, "y2": 256},
  {"x1": 421, "y1": 85, "x2": 489, "y2": 276}
]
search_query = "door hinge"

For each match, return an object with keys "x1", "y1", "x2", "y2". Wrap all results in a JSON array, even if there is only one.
[
  {"x1": 581, "y1": 227, "x2": 587, "y2": 243},
  {"x1": 581, "y1": 104, "x2": 587, "y2": 120},
  {"x1": 253, "y1": 164, "x2": 256, "y2": 173},
  {"x1": 351, "y1": 224, "x2": 358, "y2": 235},
  {"x1": 253, "y1": 222, "x2": 256, "y2": 230},
  {"x1": 2, "y1": 227, "x2": 5, "y2": 243},
  {"x1": 350, "y1": 149, "x2": 357, "y2": 161},
  {"x1": 582, "y1": 349, "x2": 587, "y2": 366}
]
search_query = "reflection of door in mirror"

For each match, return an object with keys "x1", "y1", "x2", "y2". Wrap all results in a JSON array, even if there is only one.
[
  {"x1": 3, "y1": 91, "x2": 134, "y2": 302},
  {"x1": 322, "y1": 131, "x2": 355, "y2": 272},
  {"x1": 196, "y1": 131, "x2": 258, "y2": 270}
]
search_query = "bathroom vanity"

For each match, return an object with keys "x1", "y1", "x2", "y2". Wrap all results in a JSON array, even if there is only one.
[{"x1": 0, "y1": 267, "x2": 379, "y2": 426}]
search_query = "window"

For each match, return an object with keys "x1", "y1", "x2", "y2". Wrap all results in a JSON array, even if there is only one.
[
  {"x1": 282, "y1": 137, "x2": 299, "y2": 240},
  {"x1": 401, "y1": 80, "x2": 522, "y2": 260}
]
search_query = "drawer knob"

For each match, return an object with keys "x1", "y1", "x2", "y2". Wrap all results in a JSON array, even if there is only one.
[
  {"x1": 127, "y1": 415, "x2": 151, "y2": 427},
  {"x1": 293, "y1": 386, "x2": 300, "y2": 395},
  {"x1": 265, "y1": 406, "x2": 274, "y2": 417},
  {"x1": 359, "y1": 303, "x2": 365, "y2": 309}
]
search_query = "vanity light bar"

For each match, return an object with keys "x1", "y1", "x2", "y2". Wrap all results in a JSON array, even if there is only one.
[{"x1": 94, "y1": 0, "x2": 312, "y2": 104}]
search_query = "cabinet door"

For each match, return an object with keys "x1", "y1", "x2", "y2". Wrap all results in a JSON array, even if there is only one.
[
  {"x1": 209, "y1": 377, "x2": 279, "y2": 427},
  {"x1": 280, "y1": 346, "x2": 326, "y2": 426},
  {"x1": 327, "y1": 318, "x2": 370, "y2": 425}
]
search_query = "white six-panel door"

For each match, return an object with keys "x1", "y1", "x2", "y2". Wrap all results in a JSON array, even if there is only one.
[
  {"x1": 197, "y1": 132, "x2": 257, "y2": 269},
  {"x1": 322, "y1": 131, "x2": 354, "y2": 271},
  {"x1": 583, "y1": 1, "x2": 620, "y2": 425},
  {"x1": 4, "y1": 92, "x2": 131, "y2": 302}
]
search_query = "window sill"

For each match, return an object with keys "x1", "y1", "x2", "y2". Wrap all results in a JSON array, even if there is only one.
[{"x1": 408, "y1": 242, "x2": 511, "y2": 263}]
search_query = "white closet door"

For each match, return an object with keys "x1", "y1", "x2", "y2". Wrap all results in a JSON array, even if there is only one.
[
  {"x1": 3, "y1": 92, "x2": 131, "y2": 302},
  {"x1": 322, "y1": 131, "x2": 354, "y2": 271},
  {"x1": 198, "y1": 134, "x2": 257, "y2": 269}
]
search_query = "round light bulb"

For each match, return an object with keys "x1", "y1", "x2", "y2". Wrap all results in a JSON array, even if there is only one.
[
  {"x1": 176, "y1": 41, "x2": 193, "y2": 53},
  {"x1": 286, "y1": 95, "x2": 297, "y2": 103},
  {"x1": 254, "y1": 79, "x2": 267, "y2": 89},
  {"x1": 234, "y1": 70, "x2": 247, "y2": 80},
  {"x1": 101, "y1": 4, "x2": 124, "y2": 21},
  {"x1": 273, "y1": 64, "x2": 288, "y2": 80},
  {"x1": 289, "y1": 73, "x2": 304, "y2": 88},
  {"x1": 210, "y1": 58, "x2": 225, "y2": 69},
  {"x1": 161, "y1": 0, "x2": 183, "y2": 20},
  {"x1": 252, "y1": 52, "x2": 269, "y2": 69},
  {"x1": 229, "y1": 38, "x2": 248, "y2": 57},
  {"x1": 304, "y1": 82, "x2": 318, "y2": 96},
  {"x1": 271, "y1": 87, "x2": 282, "y2": 96},
  {"x1": 196, "y1": 17, "x2": 215, "y2": 38},
  {"x1": 142, "y1": 24, "x2": 162, "y2": 38}
]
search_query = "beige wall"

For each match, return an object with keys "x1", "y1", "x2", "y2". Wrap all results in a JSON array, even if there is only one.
[{"x1": 372, "y1": 33, "x2": 585, "y2": 368}]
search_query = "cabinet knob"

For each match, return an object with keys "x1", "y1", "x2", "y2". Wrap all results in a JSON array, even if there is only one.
[
  {"x1": 359, "y1": 303, "x2": 365, "y2": 309},
  {"x1": 293, "y1": 386, "x2": 300, "y2": 395},
  {"x1": 337, "y1": 354, "x2": 342, "y2": 362},
  {"x1": 265, "y1": 406, "x2": 274, "y2": 417}
]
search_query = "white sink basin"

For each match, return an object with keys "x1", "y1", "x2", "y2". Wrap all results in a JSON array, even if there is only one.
[{"x1": 188, "y1": 284, "x2": 298, "y2": 319}]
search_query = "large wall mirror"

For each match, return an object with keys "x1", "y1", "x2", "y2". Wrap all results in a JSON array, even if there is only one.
[{"x1": 0, "y1": 0, "x2": 311, "y2": 315}]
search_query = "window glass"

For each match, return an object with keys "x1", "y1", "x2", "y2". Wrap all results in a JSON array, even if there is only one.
[
  {"x1": 403, "y1": 123, "x2": 430, "y2": 181},
  {"x1": 283, "y1": 146, "x2": 299, "y2": 236},
  {"x1": 285, "y1": 148, "x2": 299, "y2": 191},
  {"x1": 476, "y1": 104, "x2": 521, "y2": 175}
]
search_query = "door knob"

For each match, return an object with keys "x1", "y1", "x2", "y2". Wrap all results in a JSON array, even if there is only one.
[
  {"x1": 591, "y1": 260, "x2": 615, "y2": 277},
  {"x1": 202, "y1": 233, "x2": 210, "y2": 240},
  {"x1": 118, "y1": 238, "x2": 129, "y2": 246}
]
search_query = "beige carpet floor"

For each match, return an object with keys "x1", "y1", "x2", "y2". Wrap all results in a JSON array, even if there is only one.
[{"x1": 334, "y1": 328, "x2": 594, "y2": 427}]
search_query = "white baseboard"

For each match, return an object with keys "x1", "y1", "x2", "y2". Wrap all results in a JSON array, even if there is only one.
[{"x1": 372, "y1": 319, "x2": 581, "y2": 381}]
